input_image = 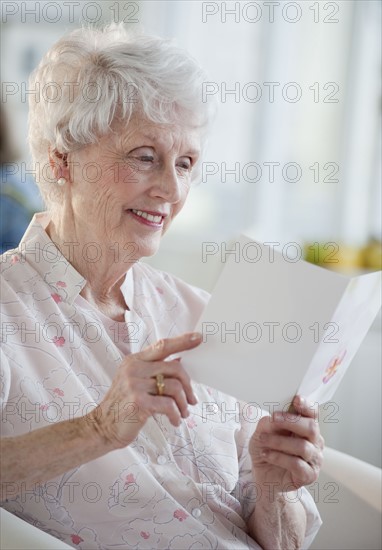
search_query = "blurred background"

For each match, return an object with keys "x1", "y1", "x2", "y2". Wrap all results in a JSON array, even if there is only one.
[{"x1": 1, "y1": 0, "x2": 381, "y2": 466}]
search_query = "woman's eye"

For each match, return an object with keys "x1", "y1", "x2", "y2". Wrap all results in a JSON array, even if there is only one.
[
  {"x1": 125, "y1": 154, "x2": 155, "y2": 170},
  {"x1": 177, "y1": 158, "x2": 192, "y2": 171},
  {"x1": 138, "y1": 155, "x2": 154, "y2": 163}
]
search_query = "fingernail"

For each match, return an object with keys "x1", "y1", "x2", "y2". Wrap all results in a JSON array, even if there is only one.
[
  {"x1": 297, "y1": 396, "x2": 305, "y2": 407},
  {"x1": 190, "y1": 332, "x2": 202, "y2": 341}
]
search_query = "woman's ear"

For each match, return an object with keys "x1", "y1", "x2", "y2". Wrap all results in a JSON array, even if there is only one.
[{"x1": 48, "y1": 147, "x2": 70, "y2": 180}]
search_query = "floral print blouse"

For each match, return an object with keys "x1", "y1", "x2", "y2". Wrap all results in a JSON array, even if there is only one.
[{"x1": 0, "y1": 213, "x2": 321, "y2": 549}]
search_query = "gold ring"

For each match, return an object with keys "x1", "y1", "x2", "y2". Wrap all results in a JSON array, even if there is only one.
[{"x1": 156, "y1": 374, "x2": 165, "y2": 396}]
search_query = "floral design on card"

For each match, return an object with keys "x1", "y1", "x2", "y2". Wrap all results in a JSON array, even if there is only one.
[{"x1": 323, "y1": 349, "x2": 347, "y2": 384}]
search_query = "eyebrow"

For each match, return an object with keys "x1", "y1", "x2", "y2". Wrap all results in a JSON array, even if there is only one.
[{"x1": 140, "y1": 132, "x2": 201, "y2": 157}]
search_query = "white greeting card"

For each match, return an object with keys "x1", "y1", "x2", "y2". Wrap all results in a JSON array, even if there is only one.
[{"x1": 182, "y1": 235, "x2": 381, "y2": 409}]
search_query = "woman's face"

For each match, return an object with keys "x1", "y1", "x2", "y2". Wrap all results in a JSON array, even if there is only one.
[{"x1": 66, "y1": 117, "x2": 201, "y2": 259}]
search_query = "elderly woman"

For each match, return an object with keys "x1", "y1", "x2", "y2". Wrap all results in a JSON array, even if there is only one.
[{"x1": 1, "y1": 25, "x2": 323, "y2": 549}]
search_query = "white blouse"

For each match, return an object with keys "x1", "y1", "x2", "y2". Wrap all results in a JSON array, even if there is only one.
[{"x1": 0, "y1": 213, "x2": 321, "y2": 549}]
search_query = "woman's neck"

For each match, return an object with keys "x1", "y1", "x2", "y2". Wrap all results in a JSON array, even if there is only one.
[
  {"x1": 80, "y1": 285, "x2": 127, "y2": 322},
  {"x1": 46, "y1": 218, "x2": 133, "y2": 320}
]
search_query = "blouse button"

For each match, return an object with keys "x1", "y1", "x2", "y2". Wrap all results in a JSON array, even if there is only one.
[
  {"x1": 157, "y1": 455, "x2": 167, "y2": 465},
  {"x1": 191, "y1": 507, "x2": 201, "y2": 518}
]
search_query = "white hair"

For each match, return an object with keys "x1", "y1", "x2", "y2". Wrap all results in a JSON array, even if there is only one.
[{"x1": 28, "y1": 24, "x2": 214, "y2": 205}]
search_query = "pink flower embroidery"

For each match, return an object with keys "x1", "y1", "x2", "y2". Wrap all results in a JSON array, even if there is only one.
[
  {"x1": 140, "y1": 531, "x2": 150, "y2": 539},
  {"x1": 186, "y1": 417, "x2": 197, "y2": 429},
  {"x1": 156, "y1": 286, "x2": 164, "y2": 295},
  {"x1": 51, "y1": 293, "x2": 62, "y2": 303},
  {"x1": 174, "y1": 509, "x2": 188, "y2": 522},
  {"x1": 53, "y1": 387, "x2": 64, "y2": 397},
  {"x1": 246, "y1": 405, "x2": 254, "y2": 417},
  {"x1": 11, "y1": 255, "x2": 19, "y2": 264},
  {"x1": 53, "y1": 336, "x2": 65, "y2": 347},
  {"x1": 57, "y1": 281, "x2": 67, "y2": 287},
  {"x1": 39, "y1": 403, "x2": 49, "y2": 411},
  {"x1": 70, "y1": 534, "x2": 84, "y2": 545},
  {"x1": 124, "y1": 473, "x2": 136, "y2": 487}
]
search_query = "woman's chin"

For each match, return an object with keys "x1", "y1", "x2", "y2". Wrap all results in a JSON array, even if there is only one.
[
  {"x1": 139, "y1": 242, "x2": 161, "y2": 259},
  {"x1": 119, "y1": 234, "x2": 162, "y2": 261}
]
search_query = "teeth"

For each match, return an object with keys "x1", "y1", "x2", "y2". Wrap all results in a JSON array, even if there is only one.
[{"x1": 131, "y1": 209, "x2": 162, "y2": 223}]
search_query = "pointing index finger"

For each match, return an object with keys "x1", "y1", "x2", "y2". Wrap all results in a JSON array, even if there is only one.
[{"x1": 137, "y1": 332, "x2": 202, "y2": 362}]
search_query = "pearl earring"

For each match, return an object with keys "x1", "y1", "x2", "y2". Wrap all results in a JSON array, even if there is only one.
[{"x1": 57, "y1": 177, "x2": 67, "y2": 186}]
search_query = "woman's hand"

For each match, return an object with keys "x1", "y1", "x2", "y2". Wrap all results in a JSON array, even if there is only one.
[
  {"x1": 249, "y1": 395, "x2": 324, "y2": 495},
  {"x1": 87, "y1": 332, "x2": 202, "y2": 449},
  {"x1": 1, "y1": 333, "x2": 202, "y2": 494}
]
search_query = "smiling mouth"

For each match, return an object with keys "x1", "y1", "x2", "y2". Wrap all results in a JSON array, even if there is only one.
[{"x1": 127, "y1": 209, "x2": 165, "y2": 225}]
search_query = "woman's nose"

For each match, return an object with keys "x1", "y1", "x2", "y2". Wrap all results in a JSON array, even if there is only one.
[{"x1": 150, "y1": 165, "x2": 182, "y2": 203}]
